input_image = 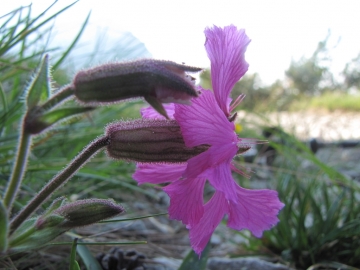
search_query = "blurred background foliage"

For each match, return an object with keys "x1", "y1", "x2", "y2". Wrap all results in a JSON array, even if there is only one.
[
  {"x1": 1, "y1": 2, "x2": 360, "y2": 269},
  {"x1": 200, "y1": 32, "x2": 360, "y2": 112},
  {"x1": 232, "y1": 128, "x2": 360, "y2": 269},
  {"x1": 0, "y1": 2, "x2": 150, "y2": 216}
]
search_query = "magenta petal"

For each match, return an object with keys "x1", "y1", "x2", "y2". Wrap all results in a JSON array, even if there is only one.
[
  {"x1": 140, "y1": 104, "x2": 175, "y2": 119},
  {"x1": 189, "y1": 191, "x2": 228, "y2": 255},
  {"x1": 175, "y1": 89, "x2": 235, "y2": 147},
  {"x1": 133, "y1": 163, "x2": 186, "y2": 185},
  {"x1": 205, "y1": 160, "x2": 238, "y2": 202},
  {"x1": 183, "y1": 145, "x2": 238, "y2": 201},
  {"x1": 227, "y1": 186, "x2": 284, "y2": 237},
  {"x1": 183, "y1": 144, "x2": 233, "y2": 175},
  {"x1": 204, "y1": 25, "x2": 250, "y2": 115},
  {"x1": 164, "y1": 177, "x2": 206, "y2": 226},
  {"x1": 184, "y1": 143, "x2": 237, "y2": 177}
]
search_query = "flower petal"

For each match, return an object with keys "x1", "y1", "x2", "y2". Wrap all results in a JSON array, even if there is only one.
[
  {"x1": 183, "y1": 145, "x2": 238, "y2": 201},
  {"x1": 140, "y1": 104, "x2": 175, "y2": 119},
  {"x1": 227, "y1": 186, "x2": 284, "y2": 237},
  {"x1": 175, "y1": 89, "x2": 235, "y2": 147},
  {"x1": 189, "y1": 191, "x2": 228, "y2": 255},
  {"x1": 204, "y1": 25, "x2": 250, "y2": 115},
  {"x1": 133, "y1": 163, "x2": 186, "y2": 185},
  {"x1": 164, "y1": 177, "x2": 206, "y2": 226},
  {"x1": 205, "y1": 159, "x2": 238, "y2": 202},
  {"x1": 183, "y1": 143, "x2": 237, "y2": 178}
]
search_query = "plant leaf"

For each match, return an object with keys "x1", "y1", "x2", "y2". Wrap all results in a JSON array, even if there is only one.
[
  {"x1": 0, "y1": 1, "x2": 78, "y2": 56},
  {"x1": 178, "y1": 242, "x2": 210, "y2": 270},
  {"x1": 53, "y1": 11, "x2": 91, "y2": 70},
  {"x1": 70, "y1": 238, "x2": 81, "y2": 270},
  {"x1": 0, "y1": 200, "x2": 9, "y2": 252},
  {"x1": 26, "y1": 54, "x2": 50, "y2": 109},
  {"x1": 39, "y1": 106, "x2": 94, "y2": 125},
  {"x1": 76, "y1": 242, "x2": 102, "y2": 270}
]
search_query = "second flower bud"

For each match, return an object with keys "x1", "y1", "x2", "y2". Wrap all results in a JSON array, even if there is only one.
[
  {"x1": 73, "y1": 59, "x2": 202, "y2": 118},
  {"x1": 106, "y1": 119, "x2": 209, "y2": 163}
]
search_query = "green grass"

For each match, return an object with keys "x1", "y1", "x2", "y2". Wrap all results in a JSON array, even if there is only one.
[
  {"x1": 311, "y1": 92, "x2": 360, "y2": 111},
  {"x1": 0, "y1": 2, "x2": 149, "y2": 208},
  {"x1": 290, "y1": 91, "x2": 360, "y2": 112},
  {"x1": 235, "y1": 127, "x2": 360, "y2": 269},
  {"x1": 0, "y1": 3, "x2": 151, "y2": 267},
  {"x1": 201, "y1": 70, "x2": 360, "y2": 113}
]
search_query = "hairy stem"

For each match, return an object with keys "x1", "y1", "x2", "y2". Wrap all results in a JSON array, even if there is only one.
[
  {"x1": 3, "y1": 85, "x2": 74, "y2": 210},
  {"x1": 10, "y1": 136, "x2": 110, "y2": 233},
  {"x1": 40, "y1": 84, "x2": 74, "y2": 111},
  {"x1": 3, "y1": 127, "x2": 32, "y2": 211}
]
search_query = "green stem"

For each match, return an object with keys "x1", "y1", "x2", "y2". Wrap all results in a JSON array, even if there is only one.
[
  {"x1": 0, "y1": 201, "x2": 8, "y2": 252},
  {"x1": 10, "y1": 136, "x2": 109, "y2": 234},
  {"x1": 40, "y1": 84, "x2": 74, "y2": 112},
  {"x1": 9, "y1": 226, "x2": 36, "y2": 247},
  {"x1": 3, "y1": 127, "x2": 32, "y2": 210}
]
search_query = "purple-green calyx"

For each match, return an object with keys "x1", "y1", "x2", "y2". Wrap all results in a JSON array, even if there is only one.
[
  {"x1": 106, "y1": 119, "x2": 210, "y2": 163},
  {"x1": 9, "y1": 199, "x2": 124, "y2": 251},
  {"x1": 38, "y1": 198, "x2": 125, "y2": 229},
  {"x1": 73, "y1": 59, "x2": 202, "y2": 118}
]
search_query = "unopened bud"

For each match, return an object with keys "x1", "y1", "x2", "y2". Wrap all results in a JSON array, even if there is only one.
[
  {"x1": 35, "y1": 197, "x2": 66, "y2": 229},
  {"x1": 9, "y1": 199, "x2": 124, "y2": 251},
  {"x1": 54, "y1": 199, "x2": 124, "y2": 228},
  {"x1": 36, "y1": 215, "x2": 65, "y2": 230},
  {"x1": 106, "y1": 119, "x2": 209, "y2": 162},
  {"x1": 73, "y1": 59, "x2": 202, "y2": 118}
]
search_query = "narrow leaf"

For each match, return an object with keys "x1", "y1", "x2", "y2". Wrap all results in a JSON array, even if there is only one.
[
  {"x1": 0, "y1": 82, "x2": 8, "y2": 113},
  {"x1": 76, "y1": 243, "x2": 102, "y2": 270},
  {"x1": 38, "y1": 106, "x2": 94, "y2": 126},
  {"x1": 53, "y1": 11, "x2": 91, "y2": 70},
  {"x1": 70, "y1": 238, "x2": 81, "y2": 270},
  {"x1": 178, "y1": 242, "x2": 211, "y2": 270},
  {"x1": 0, "y1": 6, "x2": 19, "y2": 31},
  {"x1": 25, "y1": 106, "x2": 94, "y2": 134},
  {"x1": 0, "y1": 200, "x2": 9, "y2": 252},
  {"x1": 0, "y1": 7, "x2": 23, "y2": 55},
  {"x1": 0, "y1": 1, "x2": 78, "y2": 56},
  {"x1": 26, "y1": 54, "x2": 50, "y2": 109}
]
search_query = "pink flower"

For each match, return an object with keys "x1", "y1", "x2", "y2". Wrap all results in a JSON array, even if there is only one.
[{"x1": 134, "y1": 25, "x2": 284, "y2": 255}]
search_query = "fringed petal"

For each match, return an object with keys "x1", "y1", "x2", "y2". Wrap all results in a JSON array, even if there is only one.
[
  {"x1": 205, "y1": 160, "x2": 238, "y2": 203},
  {"x1": 164, "y1": 177, "x2": 206, "y2": 226},
  {"x1": 175, "y1": 89, "x2": 235, "y2": 147},
  {"x1": 183, "y1": 142, "x2": 236, "y2": 177},
  {"x1": 204, "y1": 25, "x2": 250, "y2": 115},
  {"x1": 189, "y1": 191, "x2": 229, "y2": 255},
  {"x1": 227, "y1": 186, "x2": 284, "y2": 237}
]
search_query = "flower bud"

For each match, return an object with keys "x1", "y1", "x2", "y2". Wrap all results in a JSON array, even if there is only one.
[
  {"x1": 9, "y1": 199, "x2": 124, "y2": 251},
  {"x1": 53, "y1": 199, "x2": 125, "y2": 228},
  {"x1": 73, "y1": 59, "x2": 202, "y2": 118},
  {"x1": 36, "y1": 215, "x2": 65, "y2": 230},
  {"x1": 106, "y1": 119, "x2": 209, "y2": 163}
]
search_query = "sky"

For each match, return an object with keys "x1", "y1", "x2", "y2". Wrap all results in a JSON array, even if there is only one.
[{"x1": 2, "y1": 0, "x2": 360, "y2": 85}]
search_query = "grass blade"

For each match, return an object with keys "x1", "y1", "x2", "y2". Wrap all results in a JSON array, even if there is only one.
[
  {"x1": 178, "y1": 242, "x2": 210, "y2": 270},
  {"x1": 76, "y1": 243, "x2": 102, "y2": 270},
  {"x1": 53, "y1": 11, "x2": 91, "y2": 70},
  {"x1": 0, "y1": 1, "x2": 78, "y2": 56},
  {"x1": 70, "y1": 238, "x2": 81, "y2": 270}
]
